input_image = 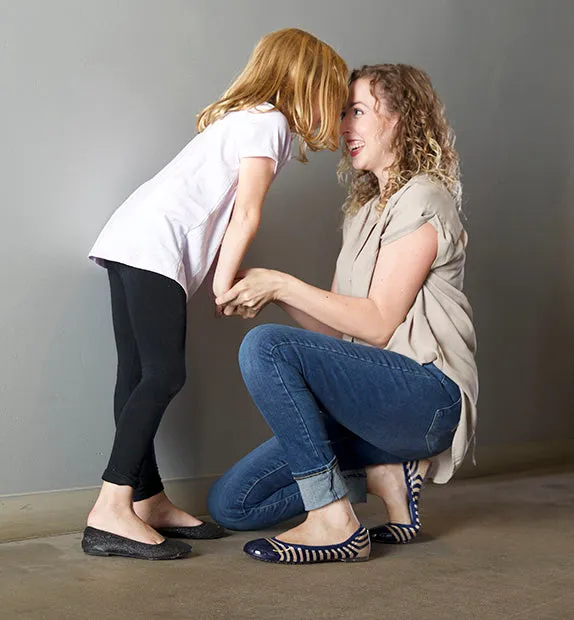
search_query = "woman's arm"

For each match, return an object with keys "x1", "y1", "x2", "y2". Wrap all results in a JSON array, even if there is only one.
[
  {"x1": 212, "y1": 157, "x2": 276, "y2": 298},
  {"x1": 276, "y1": 275, "x2": 343, "y2": 337},
  {"x1": 217, "y1": 222, "x2": 438, "y2": 347}
]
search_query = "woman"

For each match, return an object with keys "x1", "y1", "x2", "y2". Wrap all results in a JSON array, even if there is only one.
[{"x1": 209, "y1": 64, "x2": 478, "y2": 565}]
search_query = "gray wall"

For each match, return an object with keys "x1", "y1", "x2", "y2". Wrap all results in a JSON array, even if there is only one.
[{"x1": 1, "y1": 0, "x2": 573, "y2": 496}]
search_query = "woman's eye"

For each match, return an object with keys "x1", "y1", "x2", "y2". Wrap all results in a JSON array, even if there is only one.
[{"x1": 353, "y1": 108, "x2": 363, "y2": 117}]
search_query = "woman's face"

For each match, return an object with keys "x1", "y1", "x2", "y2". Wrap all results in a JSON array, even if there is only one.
[{"x1": 340, "y1": 77, "x2": 398, "y2": 176}]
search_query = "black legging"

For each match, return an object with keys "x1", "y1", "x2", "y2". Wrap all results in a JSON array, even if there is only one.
[{"x1": 102, "y1": 261, "x2": 187, "y2": 501}]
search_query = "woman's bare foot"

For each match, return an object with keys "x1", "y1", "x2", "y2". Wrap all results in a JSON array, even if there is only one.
[
  {"x1": 133, "y1": 491, "x2": 203, "y2": 529},
  {"x1": 276, "y1": 497, "x2": 360, "y2": 546},
  {"x1": 366, "y1": 460, "x2": 430, "y2": 523},
  {"x1": 87, "y1": 482, "x2": 164, "y2": 545}
]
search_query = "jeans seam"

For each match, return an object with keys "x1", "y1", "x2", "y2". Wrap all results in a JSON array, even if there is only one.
[
  {"x1": 248, "y1": 490, "x2": 302, "y2": 512},
  {"x1": 233, "y1": 489, "x2": 303, "y2": 525},
  {"x1": 270, "y1": 349, "x2": 325, "y2": 464},
  {"x1": 439, "y1": 374, "x2": 461, "y2": 403},
  {"x1": 268, "y1": 340, "x2": 431, "y2": 377},
  {"x1": 292, "y1": 455, "x2": 338, "y2": 481}
]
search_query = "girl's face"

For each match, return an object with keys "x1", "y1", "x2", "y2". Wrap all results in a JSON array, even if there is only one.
[{"x1": 340, "y1": 77, "x2": 398, "y2": 177}]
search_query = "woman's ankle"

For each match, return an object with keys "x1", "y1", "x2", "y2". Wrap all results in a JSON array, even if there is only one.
[
  {"x1": 307, "y1": 498, "x2": 360, "y2": 531},
  {"x1": 275, "y1": 498, "x2": 360, "y2": 545},
  {"x1": 365, "y1": 460, "x2": 430, "y2": 524}
]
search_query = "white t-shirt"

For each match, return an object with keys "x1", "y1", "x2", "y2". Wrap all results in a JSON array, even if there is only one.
[{"x1": 89, "y1": 104, "x2": 293, "y2": 298}]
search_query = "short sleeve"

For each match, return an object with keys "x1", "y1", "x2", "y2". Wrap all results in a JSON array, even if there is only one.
[
  {"x1": 380, "y1": 179, "x2": 464, "y2": 266},
  {"x1": 341, "y1": 211, "x2": 353, "y2": 242},
  {"x1": 236, "y1": 110, "x2": 291, "y2": 173}
]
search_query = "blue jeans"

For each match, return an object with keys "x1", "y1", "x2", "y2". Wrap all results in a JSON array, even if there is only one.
[{"x1": 208, "y1": 324, "x2": 461, "y2": 530}]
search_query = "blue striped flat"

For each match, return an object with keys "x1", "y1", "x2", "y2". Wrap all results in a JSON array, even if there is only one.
[
  {"x1": 370, "y1": 460, "x2": 424, "y2": 544},
  {"x1": 243, "y1": 526, "x2": 370, "y2": 564}
]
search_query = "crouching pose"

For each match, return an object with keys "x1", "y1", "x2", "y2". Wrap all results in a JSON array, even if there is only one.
[{"x1": 209, "y1": 64, "x2": 478, "y2": 565}]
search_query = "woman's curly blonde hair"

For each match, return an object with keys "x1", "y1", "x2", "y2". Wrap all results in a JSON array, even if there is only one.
[{"x1": 338, "y1": 64, "x2": 461, "y2": 215}]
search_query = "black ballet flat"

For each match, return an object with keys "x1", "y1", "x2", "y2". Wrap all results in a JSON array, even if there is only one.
[
  {"x1": 156, "y1": 521, "x2": 227, "y2": 540},
  {"x1": 81, "y1": 527, "x2": 192, "y2": 560}
]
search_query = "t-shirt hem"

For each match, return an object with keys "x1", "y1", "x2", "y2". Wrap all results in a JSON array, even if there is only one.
[{"x1": 88, "y1": 253, "x2": 190, "y2": 299}]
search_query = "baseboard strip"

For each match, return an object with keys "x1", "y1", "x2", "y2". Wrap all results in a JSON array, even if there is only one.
[
  {"x1": 0, "y1": 475, "x2": 219, "y2": 543},
  {"x1": 2, "y1": 439, "x2": 574, "y2": 543}
]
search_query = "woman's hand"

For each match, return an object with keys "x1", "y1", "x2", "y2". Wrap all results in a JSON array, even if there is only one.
[{"x1": 215, "y1": 268, "x2": 286, "y2": 319}]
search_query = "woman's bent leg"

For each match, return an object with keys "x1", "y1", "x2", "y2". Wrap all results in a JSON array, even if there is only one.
[
  {"x1": 208, "y1": 427, "x2": 401, "y2": 531},
  {"x1": 208, "y1": 438, "x2": 304, "y2": 530},
  {"x1": 238, "y1": 324, "x2": 460, "y2": 514}
]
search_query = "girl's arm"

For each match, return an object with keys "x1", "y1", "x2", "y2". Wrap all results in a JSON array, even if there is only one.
[
  {"x1": 217, "y1": 222, "x2": 438, "y2": 347},
  {"x1": 212, "y1": 157, "x2": 276, "y2": 298}
]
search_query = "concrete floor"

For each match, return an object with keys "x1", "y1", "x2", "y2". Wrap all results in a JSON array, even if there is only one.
[{"x1": 1, "y1": 467, "x2": 573, "y2": 620}]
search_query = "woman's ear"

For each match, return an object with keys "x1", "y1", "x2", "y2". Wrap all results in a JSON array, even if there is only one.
[{"x1": 388, "y1": 112, "x2": 400, "y2": 133}]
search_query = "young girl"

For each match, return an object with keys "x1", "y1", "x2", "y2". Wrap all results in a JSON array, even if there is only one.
[{"x1": 82, "y1": 28, "x2": 348, "y2": 560}]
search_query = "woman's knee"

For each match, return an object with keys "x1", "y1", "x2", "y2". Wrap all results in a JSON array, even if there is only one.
[
  {"x1": 208, "y1": 437, "x2": 293, "y2": 530},
  {"x1": 238, "y1": 324, "x2": 297, "y2": 376},
  {"x1": 207, "y1": 476, "x2": 252, "y2": 531},
  {"x1": 239, "y1": 324, "x2": 274, "y2": 377}
]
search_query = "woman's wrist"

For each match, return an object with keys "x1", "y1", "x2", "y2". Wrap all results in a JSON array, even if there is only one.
[{"x1": 274, "y1": 271, "x2": 294, "y2": 303}]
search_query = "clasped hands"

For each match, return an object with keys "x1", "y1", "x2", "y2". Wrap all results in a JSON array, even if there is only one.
[{"x1": 215, "y1": 268, "x2": 284, "y2": 319}]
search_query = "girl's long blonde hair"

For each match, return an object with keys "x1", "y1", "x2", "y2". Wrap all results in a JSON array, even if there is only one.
[
  {"x1": 338, "y1": 64, "x2": 461, "y2": 214},
  {"x1": 197, "y1": 28, "x2": 348, "y2": 162}
]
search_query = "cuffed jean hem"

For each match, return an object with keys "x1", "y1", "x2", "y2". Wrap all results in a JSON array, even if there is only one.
[
  {"x1": 343, "y1": 469, "x2": 367, "y2": 504},
  {"x1": 295, "y1": 461, "x2": 349, "y2": 511}
]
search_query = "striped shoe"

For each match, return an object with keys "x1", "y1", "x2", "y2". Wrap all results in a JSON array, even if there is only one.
[
  {"x1": 243, "y1": 526, "x2": 370, "y2": 564},
  {"x1": 370, "y1": 460, "x2": 425, "y2": 544}
]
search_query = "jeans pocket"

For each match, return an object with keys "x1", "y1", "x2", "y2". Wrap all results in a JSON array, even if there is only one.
[{"x1": 425, "y1": 398, "x2": 462, "y2": 456}]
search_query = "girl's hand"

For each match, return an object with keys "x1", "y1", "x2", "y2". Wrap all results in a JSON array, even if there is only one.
[
  {"x1": 213, "y1": 273, "x2": 252, "y2": 318},
  {"x1": 215, "y1": 269, "x2": 285, "y2": 318},
  {"x1": 221, "y1": 303, "x2": 261, "y2": 320}
]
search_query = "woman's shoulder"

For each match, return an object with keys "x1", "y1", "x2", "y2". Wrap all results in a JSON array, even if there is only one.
[
  {"x1": 380, "y1": 175, "x2": 463, "y2": 246},
  {"x1": 392, "y1": 175, "x2": 456, "y2": 216}
]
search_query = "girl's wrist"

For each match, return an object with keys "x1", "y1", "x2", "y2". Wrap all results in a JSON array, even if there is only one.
[{"x1": 212, "y1": 277, "x2": 229, "y2": 298}]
